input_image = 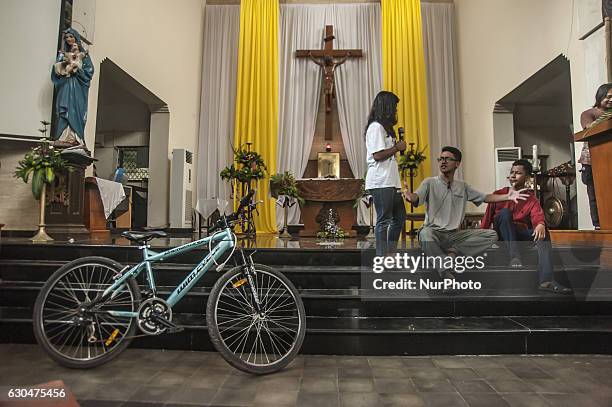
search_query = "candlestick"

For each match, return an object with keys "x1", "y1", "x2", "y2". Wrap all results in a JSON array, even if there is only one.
[{"x1": 532, "y1": 144, "x2": 539, "y2": 172}]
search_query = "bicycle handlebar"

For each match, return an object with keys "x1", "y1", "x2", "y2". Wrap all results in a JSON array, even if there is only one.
[{"x1": 207, "y1": 189, "x2": 258, "y2": 234}]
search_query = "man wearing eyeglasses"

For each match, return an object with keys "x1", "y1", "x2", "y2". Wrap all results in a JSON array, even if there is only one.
[{"x1": 404, "y1": 146, "x2": 529, "y2": 280}]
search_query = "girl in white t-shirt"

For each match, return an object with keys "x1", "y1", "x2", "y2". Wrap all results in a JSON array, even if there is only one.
[{"x1": 365, "y1": 91, "x2": 407, "y2": 256}]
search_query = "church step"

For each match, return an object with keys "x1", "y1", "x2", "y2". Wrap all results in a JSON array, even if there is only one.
[
  {"x1": 2, "y1": 261, "x2": 611, "y2": 297},
  {"x1": 0, "y1": 240, "x2": 607, "y2": 268},
  {"x1": 2, "y1": 281, "x2": 611, "y2": 318},
  {"x1": 2, "y1": 307, "x2": 611, "y2": 355}
]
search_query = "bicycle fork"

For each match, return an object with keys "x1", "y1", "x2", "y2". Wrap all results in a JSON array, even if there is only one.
[{"x1": 236, "y1": 251, "x2": 263, "y2": 314}]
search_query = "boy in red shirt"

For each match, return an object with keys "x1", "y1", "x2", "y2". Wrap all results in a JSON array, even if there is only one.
[{"x1": 481, "y1": 159, "x2": 571, "y2": 294}]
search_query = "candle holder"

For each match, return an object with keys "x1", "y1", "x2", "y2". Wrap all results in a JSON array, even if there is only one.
[
  {"x1": 398, "y1": 142, "x2": 427, "y2": 236},
  {"x1": 366, "y1": 195, "x2": 375, "y2": 239}
]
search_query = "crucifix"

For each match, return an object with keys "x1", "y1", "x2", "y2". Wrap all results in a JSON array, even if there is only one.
[{"x1": 296, "y1": 25, "x2": 362, "y2": 140}]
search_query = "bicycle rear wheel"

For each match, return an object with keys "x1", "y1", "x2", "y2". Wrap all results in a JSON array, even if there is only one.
[
  {"x1": 206, "y1": 264, "x2": 306, "y2": 375},
  {"x1": 33, "y1": 256, "x2": 140, "y2": 368}
]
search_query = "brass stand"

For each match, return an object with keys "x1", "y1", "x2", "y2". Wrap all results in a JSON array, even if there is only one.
[
  {"x1": 31, "y1": 183, "x2": 53, "y2": 242},
  {"x1": 366, "y1": 196, "x2": 375, "y2": 239},
  {"x1": 280, "y1": 199, "x2": 291, "y2": 239}
]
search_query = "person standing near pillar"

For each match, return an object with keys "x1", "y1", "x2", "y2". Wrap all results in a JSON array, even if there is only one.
[
  {"x1": 579, "y1": 83, "x2": 612, "y2": 230},
  {"x1": 365, "y1": 91, "x2": 407, "y2": 256}
]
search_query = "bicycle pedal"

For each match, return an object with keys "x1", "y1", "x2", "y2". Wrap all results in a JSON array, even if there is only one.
[
  {"x1": 167, "y1": 326, "x2": 184, "y2": 334},
  {"x1": 150, "y1": 315, "x2": 180, "y2": 331}
]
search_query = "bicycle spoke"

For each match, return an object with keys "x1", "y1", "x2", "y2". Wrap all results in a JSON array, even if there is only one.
[
  {"x1": 212, "y1": 268, "x2": 303, "y2": 369},
  {"x1": 38, "y1": 261, "x2": 137, "y2": 365}
]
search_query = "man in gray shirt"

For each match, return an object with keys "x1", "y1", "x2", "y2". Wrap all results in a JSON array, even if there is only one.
[{"x1": 404, "y1": 146, "x2": 529, "y2": 279}]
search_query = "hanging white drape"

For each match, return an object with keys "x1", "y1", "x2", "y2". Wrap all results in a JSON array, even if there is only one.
[
  {"x1": 276, "y1": 5, "x2": 327, "y2": 230},
  {"x1": 421, "y1": 2, "x2": 462, "y2": 176},
  {"x1": 276, "y1": 4, "x2": 382, "y2": 228},
  {"x1": 195, "y1": 5, "x2": 240, "y2": 218},
  {"x1": 196, "y1": 3, "x2": 459, "y2": 229},
  {"x1": 328, "y1": 4, "x2": 382, "y2": 225}
]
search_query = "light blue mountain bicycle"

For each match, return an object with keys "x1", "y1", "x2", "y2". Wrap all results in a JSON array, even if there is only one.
[{"x1": 32, "y1": 191, "x2": 306, "y2": 375}]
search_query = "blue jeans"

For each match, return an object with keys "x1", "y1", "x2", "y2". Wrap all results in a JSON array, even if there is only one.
[
  {"x1": 493, "y1": 208, "x2": 553, "y2": 283},
  {"x1": 370, "y1": 187, "x2": 406, "y2": 256}
]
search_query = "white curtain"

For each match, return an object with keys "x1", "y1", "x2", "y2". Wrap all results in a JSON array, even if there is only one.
[
  {"x1": 276, "y1": 5, "x2": 327, "y2": 230},
  {"x1": 196, "y1": 3, "x2": 459, "y2": 229},
  {"x1": 276, "y1": 4, "x2": 382, "y2": 228},
  {"x1": 195, "y1": 5, "x2": 240, "y2": 218},
  {"x1": 329, "y1": 4, "x2": 382, "y2": 225},
  {"x1": 421, "y1": 2, "x2": 462, "y2": 176}
]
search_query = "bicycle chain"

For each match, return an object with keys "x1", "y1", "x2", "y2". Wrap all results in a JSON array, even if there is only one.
[{"x1": 88, "y1": 327, "x2": 185, "y2": 344}]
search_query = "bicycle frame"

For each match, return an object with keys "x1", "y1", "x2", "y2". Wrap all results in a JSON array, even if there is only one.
[{"x1": 97, "y1": 228, "x2": 236, "y2": 319}]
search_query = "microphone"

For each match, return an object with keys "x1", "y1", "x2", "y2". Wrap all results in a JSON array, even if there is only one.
[{"x1": 397, "y1": 127, "x2": 405, "y2": 156}]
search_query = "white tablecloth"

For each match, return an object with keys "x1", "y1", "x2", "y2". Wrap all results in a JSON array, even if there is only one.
[{"x1": 95, "y1": 177, "x2": 126, "y2": 219}]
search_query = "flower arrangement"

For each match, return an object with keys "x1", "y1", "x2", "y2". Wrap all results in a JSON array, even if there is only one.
[
  {"x1": 14, "y1": 127, "x2": 69, "y2": 200},
  {"x1": 398, "y1": 145, "x2": 427, "y2": 172},
  {"x1": 269, "y1": 171, "x2": 304, "y2": 206},
  {"x1": 220, "y1": 146, "x2": 267, "y2": 184},
  {"x1": 316, "y1": 208, "x2": 347, "y2": 240}
]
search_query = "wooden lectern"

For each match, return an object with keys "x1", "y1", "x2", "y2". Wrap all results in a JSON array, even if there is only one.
[{"x1": 574, "y1": 119, "x2": 612, "y2": 229}]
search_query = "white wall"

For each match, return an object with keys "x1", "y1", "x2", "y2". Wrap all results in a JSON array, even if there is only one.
[
  {"x1": 454, "y1": 0, "x2": 604, "y2": 228},
  {"x1": 84, "y1": 0, "x2": 206, "y2": 169},
  {"x1": 0, "y1": 0, "x2": 60, "y2": 138}
]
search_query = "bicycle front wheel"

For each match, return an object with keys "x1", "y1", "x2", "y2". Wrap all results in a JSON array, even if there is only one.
[
  {"x1": 33, "y1": 256, "x2": 141, "y2": 368},
  {"x1": 206, "y1": 264, "x2": 306, "y2": 375}
]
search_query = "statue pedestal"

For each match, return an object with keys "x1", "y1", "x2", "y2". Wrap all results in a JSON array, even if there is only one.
[{"x1": 45, "y1": 164, "x2": 90, "y2": 238}]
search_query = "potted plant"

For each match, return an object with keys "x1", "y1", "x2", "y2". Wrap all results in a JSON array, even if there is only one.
[
  {"x1": 398, "y1": 145, "x2": 427, "y2": 173},
  {"x1": 269, "y1": 171, "x2": 304, "y2": 238},
  {"x1": 220, "y1": 144, "x2": 267, "y2": 235},
  {"x1": 14, "y1": 130, "x2": 69, "y2": 241},
  {"x1": 269, "y1": 171, "x2": 304, "y2": 205},
  {"x1": 221, "y1": 146, "x2": 267, "y2": 185}
]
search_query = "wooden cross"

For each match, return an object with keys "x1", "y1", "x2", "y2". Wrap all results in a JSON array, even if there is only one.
[{"x1": 296, "y1": 25, "x2": 362, "y2": 140}]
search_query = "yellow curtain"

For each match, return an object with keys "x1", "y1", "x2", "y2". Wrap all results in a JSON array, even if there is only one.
[
  {"x1": 381, "y1": 0, "x2": 430, "y2": 218},
  {"x1": 234, "y1": 0, "x2": 279, "y2": 234}
]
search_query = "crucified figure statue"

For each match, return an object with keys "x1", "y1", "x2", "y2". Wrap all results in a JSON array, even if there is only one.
[{"x1": 308, "y1": 51, "x2": 350, "y2": 113}]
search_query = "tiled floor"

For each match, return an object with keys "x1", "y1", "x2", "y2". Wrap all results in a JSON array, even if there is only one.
[{"x1": 2, "y1": 345, "x2": 612, "y2": 406}]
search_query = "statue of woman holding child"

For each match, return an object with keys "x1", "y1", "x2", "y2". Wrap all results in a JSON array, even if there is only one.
[{"x1": 51, "y1": 27, "x2": 94, "y2": 149}]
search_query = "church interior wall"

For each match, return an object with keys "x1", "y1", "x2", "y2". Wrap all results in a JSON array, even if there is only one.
[
  {"x1": 94, "y1": 78, "x2": 151, "y2": 180},
  {"x1": 83, "y1": 0, "x2": 206, "y2": 156},
  {"x1": 454, "y1": 0, "x2": 601, "y2": 229},
  {"x1": 82, "y1": 0, "x2": 206, "y2": 227},
  {"x1": 0, "y1": 142, "x2": 41, "y2": 230},
  {"x1": 0, "y1": 0, "x2": 62, "y2": 230},
  {"x1": 513, "y1": 105, "x2": 573, "y2": 170}
]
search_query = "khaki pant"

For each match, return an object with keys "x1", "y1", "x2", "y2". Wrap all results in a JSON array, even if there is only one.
[{"x1": 418, "y1": 226, "x2": 497, "y2": 276}]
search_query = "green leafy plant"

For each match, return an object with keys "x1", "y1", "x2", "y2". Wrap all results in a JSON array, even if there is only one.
[
  {"x1": 220, "y1": 146, "x2": 267, "y2": 183},
  {"x1": 398, "y1": 146, "x2": 427, "y2": 172},
  {"x1": 14, "y1": 143, "x2": 69, "y2": 200},
  {"x1": 270, "y1": 171, "x2": 304, "y2": 206}
]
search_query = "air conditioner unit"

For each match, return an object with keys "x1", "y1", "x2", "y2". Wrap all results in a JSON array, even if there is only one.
[
  {"x1": 170, "y1": 149, "x2": 193, "y2": 229},
  {"x1": 494, "y1": 147, "x2": 522, "y2": 189}
]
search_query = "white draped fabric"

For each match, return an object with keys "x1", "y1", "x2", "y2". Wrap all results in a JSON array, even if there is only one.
[
  {"x1": 328, "y1": 4, "x2": 382, "y2": 225},
  {"x1": 276, "y1": 5, "x2": 327, "y2": 229},
  {"x1": 421, "y1": 2, "x2": 462, "y2": 176},
  {"x1": 196, "y1": 4, "x2": 459, "y2": 229},
  {"x1": 195, "y1": 5, "x2": 240, "y2": 218},
  {"x1": 276, "y1": 4, "x2": 382, "y2": 228}
]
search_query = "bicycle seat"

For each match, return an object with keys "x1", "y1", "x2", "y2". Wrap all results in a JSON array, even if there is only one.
[{"x1": 121, "y1": 230, "x2": 167, "y2": 243}]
